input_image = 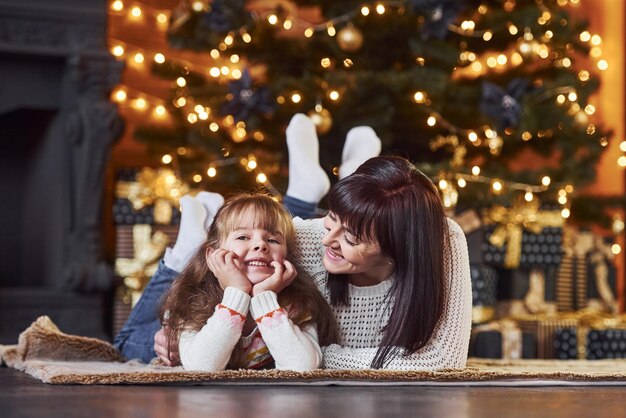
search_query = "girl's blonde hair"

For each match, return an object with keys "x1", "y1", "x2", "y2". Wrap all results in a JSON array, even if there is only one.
[{"x1": 160, "y1": 193, "x2": 339, "y2": 365}]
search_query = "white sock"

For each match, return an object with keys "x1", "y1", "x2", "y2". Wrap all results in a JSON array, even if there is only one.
[
  {"x1": 165, "y1": 195, "x2": 209, "y2": 272},
  {"x1": 285, "y1": 113, "x2": 330, "y2": 204},
  {"x1": 195, "y1": 191, "x2": 224, "y2": 229},
  {"x1": 339, "y1": 126, "x2": 382, "y2": 179}
]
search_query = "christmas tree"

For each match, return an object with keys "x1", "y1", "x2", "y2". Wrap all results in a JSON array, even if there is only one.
[{"x1": 134, "y1": 0, "x2": 619, "y2": 225}]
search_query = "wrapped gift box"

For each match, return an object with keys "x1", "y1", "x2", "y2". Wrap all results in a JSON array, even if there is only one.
[
  {"x1": 516, "y1": 316, "x2": 579, "y2": 359},
  {"x1": 469, "y1": 321, "x2": 536, "y2": 359},
  {"x1": 556, "y1": 228, "x2": 618, "y2": 313},
  {"x1": 471, "y1": 264, "x2": 498, "y2": 324},
  {"x1": 587, "y1": 329, "x2": 626, "y2": 359}
]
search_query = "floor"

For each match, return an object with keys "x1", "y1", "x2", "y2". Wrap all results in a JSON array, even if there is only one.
[{"x1": 2, "y1": 367, "x2": 625, "y2": 418}]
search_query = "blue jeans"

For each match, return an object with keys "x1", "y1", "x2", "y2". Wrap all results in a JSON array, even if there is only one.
[
  {"x1": 113, "y1": 196, "x2": 318, "y2": 363},
  {"x1": 113, "y1": 260, "x2": 178, "y2": 362}
]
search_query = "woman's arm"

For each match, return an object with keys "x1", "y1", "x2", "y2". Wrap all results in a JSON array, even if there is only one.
[
  {"x1": 323, "y1": 219, "x2": 472, "y2": 370},
  {"x1": 251, "y1": 291, "x2": 322, "y2": 371},
  {"x1": 178, "y1": 286, "x2": 250, "y2": 371}
]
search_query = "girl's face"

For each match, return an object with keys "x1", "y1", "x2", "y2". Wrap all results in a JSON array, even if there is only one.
[
  {"x1": 220, "y1": 217, "x2": 288, "y2": 285},
  {"x1": 321, "y1": 212, "x2": 394, "y2": 286}
]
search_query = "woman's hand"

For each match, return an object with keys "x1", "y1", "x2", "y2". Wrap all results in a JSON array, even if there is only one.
[
  {"x1": 252, "y1": 260, "x2": 297, "y2": 296},
  {"x1": 154, "y1": 327, "x2": 180, "y2": 366},
  {"x1": 206, "y1": 248, "x2": 252, "y2": 294}
]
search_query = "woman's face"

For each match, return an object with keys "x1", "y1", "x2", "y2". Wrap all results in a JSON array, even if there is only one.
[{"x1": 321, "y1": 212, "x2": 394, "y2": 286}]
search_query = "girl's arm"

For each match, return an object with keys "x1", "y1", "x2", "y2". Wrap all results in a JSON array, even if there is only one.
[
  {"x1": 323, "y1": 219, "x2": 473, "y2": 370},
  {"x1": 251, "y1": 291, "x2": 322, "y2": 371},
  {"x1": 178, "y1": 286, "x2": 250, "y2": 371}
]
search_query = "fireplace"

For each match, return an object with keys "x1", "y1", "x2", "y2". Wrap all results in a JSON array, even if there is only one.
[{"x1": 0, "y1": 0, "x2": 123, "y2": 342}]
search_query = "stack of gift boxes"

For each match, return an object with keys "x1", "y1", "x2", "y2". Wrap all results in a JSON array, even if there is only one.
[
  {"x1": 459, "y1": 202, "x2": 624, "y2": 361},
  {"x1": 112, "y1": 167, "x2": 185, "y2": 336}
]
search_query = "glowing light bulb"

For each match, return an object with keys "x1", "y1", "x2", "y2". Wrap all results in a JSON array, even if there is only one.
[
  {"x1": 161, "y1": 154, "x2": 172, "y2": 164},
  {"x1": 256, "y1": 173, "x2": 268, "y2": 183},
  {"x1": 612, "y1": 244, "x2": 622, "y2": 255},
  {"x1": 579, "y1": 31, "x2": 591, "y2": 42},
  {"x1": 112, "y1": 45, "x2": 124, "y2": 57},
  {"x1": 542, "y1": 176, "x2": 551, "y2": 186},
  {"x1": 154, "y1": 105, "x2": 166, "y2": 116},
  {"x1": 457, "y1": 178, "x2": 467, "y2": 188},
  {"x1": 130, "y1": 6, "x2": 141, "y2": 17},
  {"x1": 439, "y1": 179, "x2": 448, "y2": 190},
  {"x1": 492, "y1": 180, "x2": 503, "y2": 192},
  {"x1": 134, "y1": 98, "x2": 146, "y2": 110},
  {"x1": 597, "y1": 60, "x2": 608, "y2": 71},
  {"x1": 268, "y1": 14, "x2": 278, "y2": 25},
  {"x1": 525, "y1": 191, "x2": 534, "y2": 202},
  {"x1": 329, "y1": 90, "x2": 340, "y2": 101},
  {"x1": 154, "y1": 53, "x2": 165, "y2": 64},
  {"x1": 207, "y1": 167, "x2": 217, "y2": 177},
  {"x1": 156, "y1": 13, "x2": 168, "y2": 24},
  {"x1": 361, "y1": 6, "x2": 370, "y2": 16},
  {"x1": 376, "y1": 4, "x2": 385, "y2": 14},
  {"x1": 291, "y1": 93, "x2": 302, "y2": 103},
  {"x1": 176, "y1": 77, "x2": 186, "y2": 87},
  {"x1": 242, "y1": 32, "x2": 252, "y2": 43},
  {"x1": 111, "y1": 1, "x2": 123, "y2": 12},
  {"x1": 114, "y1": 89, "x2": 127, "y2": 102},
  {"x1": 472, "y1": 166, "x2": 480, "y2": 176},
  {"x1": 561, "y1": 208, "x2": 570, "y2": 218},
  {"x1": 134, "y1": 53, "x2": 144, "y2": 64},
  {"x1": 414, "y1": 91, "x2": 426, "y2": 103},
  {"x1": 427, "y1": 116, "x2": 437, "y2": 126}
]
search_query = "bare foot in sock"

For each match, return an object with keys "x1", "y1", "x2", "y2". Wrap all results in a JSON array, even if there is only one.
[
  {"x1": 165, "y1": 195, "x2": 210, "y2": 272},
  {"x1": 195, "y1": 191, "x2": 224, "y2": 229},
  {"x1": 339, "y1": 126, "x2": 382, "y2": 179},
  {"x1": 286, "y1": 113, "x2": 330, "y2": 204}
]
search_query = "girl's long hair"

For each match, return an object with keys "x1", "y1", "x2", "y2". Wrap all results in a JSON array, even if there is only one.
[
  {"x1": 159, "y1": 193, "x2": 339, "y2": 365},
  {"x1": 326, "y1": 156, "x2": 449, "y2": 369}
]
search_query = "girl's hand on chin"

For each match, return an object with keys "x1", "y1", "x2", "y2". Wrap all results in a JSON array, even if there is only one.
[
  {"x1": 252, "y1": 260, "x2": 296, "y2": 296},
  {"x1": 206, "y1": 248, "x2": 252, "y2": 294}
]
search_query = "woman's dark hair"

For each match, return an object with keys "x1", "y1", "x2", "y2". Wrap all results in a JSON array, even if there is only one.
[
  {"x1": 327, "y1": 156, "x2": 449, "y2": 369},
  {"x1": 159, "y1": 193, "x2": 339, "y2": 366}
]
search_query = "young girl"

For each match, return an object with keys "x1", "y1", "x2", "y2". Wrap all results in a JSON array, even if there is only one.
[{"x1": 159, "y1": 193, "x2": 338, "y2": 371}]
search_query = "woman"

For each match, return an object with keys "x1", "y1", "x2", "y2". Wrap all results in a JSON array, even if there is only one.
[{"x1": 288, "y1": 156, "x2": 471, "y2": 369}]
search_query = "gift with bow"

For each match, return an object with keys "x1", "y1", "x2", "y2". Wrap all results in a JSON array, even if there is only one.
[{"x1": 482, "y1": 199, "x2": 564, "y2": 269}]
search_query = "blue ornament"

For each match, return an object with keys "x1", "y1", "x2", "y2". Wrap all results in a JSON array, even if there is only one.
[
  {"x1": 480, "y1": 78, "x2": 530, "y2": 131},
  {"x1": 221, "y1": 69, "x2": 275, "y2": 122},
  {"x1": 410, "y1": 0, "x2": 465, "y2": 40},
  {"x1": 199, "y1": 0, "x2": 246, "y2": 34}
]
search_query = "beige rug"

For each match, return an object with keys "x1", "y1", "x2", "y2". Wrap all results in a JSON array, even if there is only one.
[{"x1": 3, "y1": 316, "x2": 626, "y2": 386}]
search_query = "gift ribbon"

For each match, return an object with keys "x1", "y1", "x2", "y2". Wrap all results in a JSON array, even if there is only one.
[
  {"x1": 483, "y1": 200, "x2": 564, "y2": 268},
  {"x1": 116, "y1": 168, "x2": 189, "y2": 224},
  {"x1": 115, "y1": 224, "x2": 170, "y2": 306}
]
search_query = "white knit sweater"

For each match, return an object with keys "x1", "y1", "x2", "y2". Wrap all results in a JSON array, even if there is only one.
[
  {"x1": 293, "y1": 217, "x2": 472, "y2": 371},
  {"x1": 179, "y1": 287, "x2": 322, "y2": 372}
]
